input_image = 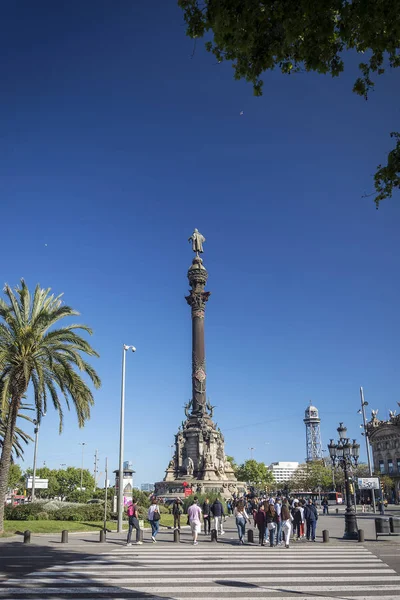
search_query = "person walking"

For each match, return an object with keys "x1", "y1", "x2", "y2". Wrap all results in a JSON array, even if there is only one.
[
  {"x1": 255, "y1": 503, "x2": 266, "y2": 545},
  {"x1": 291, "y1": 500, "x2": 302, "y2": 540},
  {"x1": 299, "y1": 500, "x2": 306, "y2": 538},
  {"x1": 147, "y1": 497, "x2": 161, "y2": 543},
  {"x1": 378, "y1": 498, "x2": 385, "y2": 515},
  {"x1": 304, "y1": 499, "x2": 318, "y2": 542},
  {"x1": 171, "y1": 497, "x2": 183, "y2": 531},
  {"x1": 211, "y1": 497, "x2": 225, "y2": 536},
  {"x1": 322, "y1": 497, "x2": 329, "y2": 515},
  {"x1": 265, "y1": 499, "x2": 278, "y2": 547},
  {"x1": 126, "y1": 498, "x2": 142, "y2": 546},
  {"x1": 281, "y1": 501, "x2": 292, "y2": 548},
  {"x1": 234, "y1": 500, "x2": 249, "y2": 545},
  {"x1": 275, "y1": 497, "x2": 283, "y2": 545},
  {"x1": 187, "y1": 496, "x2": 202, "y2": 545},
  {"x1": 202, "y1": 497, "x2": 211, "y2": 535}
]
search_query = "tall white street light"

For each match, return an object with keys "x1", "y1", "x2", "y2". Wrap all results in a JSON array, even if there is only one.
[
  {"x1": 31, "y1": 412, "x2": 46, "y2": 502},
  {"x1": 117, "y1": 344, "x2": 136, "y2": 533},
  {"x1": 79, "y1": 442, "x2": 86, "y2": 500},
  {"x1": 359, "y1": 387, "x2": 376, "y2": 513}
]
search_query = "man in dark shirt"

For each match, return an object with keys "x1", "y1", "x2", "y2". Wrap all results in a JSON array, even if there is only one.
[
  {"x1": 210, "y1": 498, "x2": 225, "y2": 535},
  {"x1": 202, "y1": 497, "x2": 211, "y2": 534},
  {"x1": 304, "y1": 499, "x2": 318, "y2": 541},
  {"x1": 171, "y1": 498, "x2": 183, "y2": 530}
]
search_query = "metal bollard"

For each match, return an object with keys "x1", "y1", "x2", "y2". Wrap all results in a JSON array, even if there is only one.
[
  {"x1": 99, "y1": 529, "x2": 106, "y2": 543},
  {"x1": 358, "y1": 529, "x2": 365, "y2": 543},
  {"x1": 139, "y1": 528, "x2": 144, "y2": 542},
  {"x1": 247, "y1": 529, "x2": 254, "y2": 543},
  {"x1": 173, "y1": 529, "x2": 180, "y2": 543},
  {"x1": 322, "y1": 529, "x2": 329, "y2": 543},
  {"x1": 336, "y1": 508, "x2": 339, "y2": 514},
  {"x1": 211, "y1": 528, "x2": 218, "y2": 542},
  {"x1": 61, "y1": 530, "x2": 68, "y2": 544},
  {"x1": 23, "y1": 530, "x2": 31, "y2": 544}
]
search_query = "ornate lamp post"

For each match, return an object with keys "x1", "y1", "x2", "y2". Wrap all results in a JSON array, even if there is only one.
[{"x1": 328, "y1": 423, "x2": 360, "y2": 539}]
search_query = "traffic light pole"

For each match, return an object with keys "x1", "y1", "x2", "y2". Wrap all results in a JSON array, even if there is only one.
[{"x1": 360, "y1": 387, "x2": 376, "y2": 513}]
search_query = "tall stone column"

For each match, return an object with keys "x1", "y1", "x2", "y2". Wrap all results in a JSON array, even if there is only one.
[{"x1": 185, "y1": 256, "x2": 210, "y2": 417}]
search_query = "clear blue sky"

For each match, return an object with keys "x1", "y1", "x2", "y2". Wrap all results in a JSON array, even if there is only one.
[{"x1": 1, "y1": 2, "x2": 399, "y2": 487}]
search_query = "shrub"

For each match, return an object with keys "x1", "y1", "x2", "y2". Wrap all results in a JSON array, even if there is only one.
[
  {"x1": 4, "y1": 503, "x2": 45, "y2": 521},
  {"x1": 37, "y1": 512, "x2": 49, "y2": 520}
]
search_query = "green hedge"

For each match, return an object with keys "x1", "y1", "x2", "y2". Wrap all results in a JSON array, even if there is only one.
[{"x1": 5, "y1": 502, "x2": 110, "y2": 522}]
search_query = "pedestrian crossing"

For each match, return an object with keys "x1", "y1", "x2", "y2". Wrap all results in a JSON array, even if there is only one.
[{"x1": 0, "y1": 543, "x2": 399, "y2": 599}]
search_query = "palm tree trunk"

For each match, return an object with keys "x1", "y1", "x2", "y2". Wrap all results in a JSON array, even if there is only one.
[{"x1": 0, "y1": 399, "x2": 20, "y2": 533}]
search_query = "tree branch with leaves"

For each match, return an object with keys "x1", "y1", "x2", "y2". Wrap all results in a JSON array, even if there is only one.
[{"x1": 179, "y1": 0, "x2": 400, "y2": 207}]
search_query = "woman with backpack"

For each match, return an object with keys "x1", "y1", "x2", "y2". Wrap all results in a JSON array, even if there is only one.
[
  {"x1": 147, "y1": 496, "x2": 161, "y2": 543},
  {"x1": 234, "y1": 500, "x2": 249, "y2": 545},
  {"x1": 255, "y1": 503, "x2": 266, "y2": 546},
  {"x1": 126, "y1": 498, "x2": 142, "y2": 546}
]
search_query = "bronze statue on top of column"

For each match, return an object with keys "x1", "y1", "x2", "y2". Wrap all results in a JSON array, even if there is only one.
[{"x1": 185, "y1": 229, "x2": 211, "y2": 420}]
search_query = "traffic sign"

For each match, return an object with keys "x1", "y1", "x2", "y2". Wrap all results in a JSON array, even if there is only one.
[{"x1": 357, "y1": 477, "x2": 379, "y2": 489}]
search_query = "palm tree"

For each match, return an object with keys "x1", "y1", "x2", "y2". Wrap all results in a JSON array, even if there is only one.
[{"x1": 0, "y1": 280, "x2": 101, "y2": 532}]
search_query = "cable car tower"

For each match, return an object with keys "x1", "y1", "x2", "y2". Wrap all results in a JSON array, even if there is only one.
[{"x1": 304, "y1": 402, "x2": 323, "y2": 462}]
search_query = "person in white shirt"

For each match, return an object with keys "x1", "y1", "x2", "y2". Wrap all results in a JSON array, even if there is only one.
[
  {"x1": 187, "y1": 496, "x2": 202, "y2": 545},
  {"x1": 147, "y1": 497, "x2": 161, "y2": 543},
  {"x1": 275, "y1": 497, "x2": 283, "y2": 545},
  {"x1": 234, "y1": 501, "x2": 249, "y2": 545}
]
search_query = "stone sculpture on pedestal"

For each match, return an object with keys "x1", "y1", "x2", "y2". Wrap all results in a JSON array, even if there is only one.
[{"x1": 154, "y1": 230, "x2": 244, "y2": 499}]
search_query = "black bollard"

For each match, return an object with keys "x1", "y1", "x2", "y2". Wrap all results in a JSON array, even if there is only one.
[
  {"x1": 23, "y1": 530, "x2": 31, "y2": 544},
  {"x1": 247, "y1": 529, "x2": 254, "y2": 543},
  {"x1": 99, "y1": 529, "x2": 106, "y2": 543},
  {"x1": 358, "y1": 529, "x2": 365, "y2": 543},
  {"x1": 173, "y1": 529, "x2": 180, "y2": 543},
  {"x1": 322, "y1": 530, "x2": 329, "y2": 543},
  {"x1": 336, "y1": 508, "x2": 339, "y2": 514},
  {"x1": 211, "y1": 528, "x2": 218, "y2": 542},
  {"x1": 61, "y1": 530, "x2": 68, "y2": 544}
]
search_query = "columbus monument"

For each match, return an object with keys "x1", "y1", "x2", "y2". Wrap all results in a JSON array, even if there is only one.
[{"x1": 154, "y1": 230, "x2": 244, "y2": 499}]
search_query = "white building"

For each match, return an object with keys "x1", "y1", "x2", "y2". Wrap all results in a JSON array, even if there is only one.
[{"x1": 269, "y1": 461, "x2": 299, "y2": 483}]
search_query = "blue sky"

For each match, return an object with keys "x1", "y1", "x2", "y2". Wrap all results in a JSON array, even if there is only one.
[{"x1": 1, "y1": 2, "x2": 399, "y2": 487}]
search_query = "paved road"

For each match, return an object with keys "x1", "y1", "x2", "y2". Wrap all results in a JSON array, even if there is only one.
[{"x1": 1, "y1": 527, "x2": 400, "y2": 599}]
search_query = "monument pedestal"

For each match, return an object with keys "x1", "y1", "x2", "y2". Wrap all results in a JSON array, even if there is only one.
[{"x1": 155, "y1": 416, "x2": 245, "y2": 499}]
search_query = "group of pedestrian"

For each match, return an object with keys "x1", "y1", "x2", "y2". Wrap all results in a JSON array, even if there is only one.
[
  {"x1": 233, "y1": 495, "x2": 319, "y2": 546},
  {"x1": 126, "y1": 496, "x2": 161, "y2": 546},
  {"x1": 186, "y1": 496, "x2": 226, "y2": 545},
  {"x1": 126, "y1": 493, "x2": 319, "y2": 547}
]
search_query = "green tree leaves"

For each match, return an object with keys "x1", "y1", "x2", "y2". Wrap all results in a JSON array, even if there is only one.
[
  {"x1": 178, "y1": 0, "x2": 400, "y2": 207},
  {"x1": 236, "y1": 459, "x2": 275, "y2": 488}
]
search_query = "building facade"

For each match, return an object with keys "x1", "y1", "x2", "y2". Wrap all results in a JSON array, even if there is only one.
[
  {"x1": 366, "y1": 407, "x2": 400, "y2": 502},
  {"x1": 141, "y1": 483, "x2": 155, "y2": 493},
  {"x1": 269, "y1": 462, "x2": 299, "y2": 483}
]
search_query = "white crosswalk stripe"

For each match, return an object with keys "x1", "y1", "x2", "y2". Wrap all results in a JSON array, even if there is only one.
[{"x1": 0, "y1": 544, "x2": 399, "y2": 599}]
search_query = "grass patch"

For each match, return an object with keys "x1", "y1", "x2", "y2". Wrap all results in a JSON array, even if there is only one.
[
  {"x1": 4, "y1": 521, "x2": 123, "y2": 534},
  {"x1": 3, "y1": 515, "x2": 176, "y2": 535}
]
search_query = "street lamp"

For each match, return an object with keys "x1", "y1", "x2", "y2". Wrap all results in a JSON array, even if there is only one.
[
  {"x1": 117, "y1": 344, "x2": 136, "y2": 533},
  {"x1": 359, "y1": 387, "x2": 376, "y2": 512},
  {"x1": 79, "y1": 442, "x2": 86, "y2": 500},
  {"x1": 249, "y1": 447, "x2": 255, "y2": 459},
  {"x1": 31, "y1": 412, "x2": 46, "y2": 502},
  {"x1": 328, "y1": 423, "x2": 360, "y2": 539}
]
